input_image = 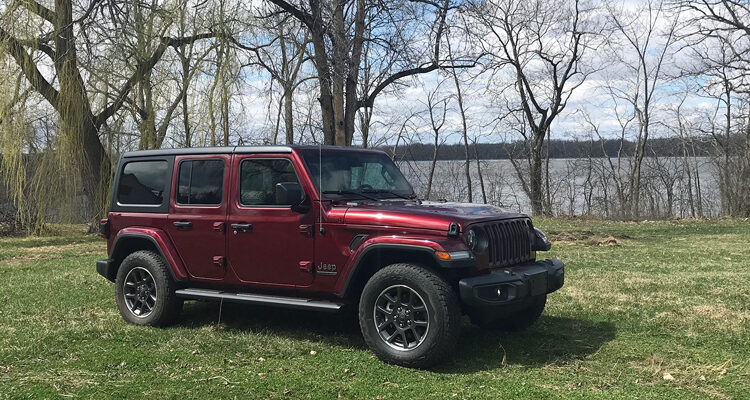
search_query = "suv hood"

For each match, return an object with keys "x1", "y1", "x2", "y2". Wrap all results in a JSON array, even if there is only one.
[{"x1": 340, "y1": 201, "x2": 528, "y2": 232}]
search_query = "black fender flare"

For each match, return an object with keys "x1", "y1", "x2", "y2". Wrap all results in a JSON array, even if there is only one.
[
  {"x1": 108, "y1": 233, "x2": 186, "y2": 282},
  {"x1": 337, "y1": 243, "x2": 473, "y2": 297}
]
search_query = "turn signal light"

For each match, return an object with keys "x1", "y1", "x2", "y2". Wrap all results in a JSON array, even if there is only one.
[{"x1": 435, "y1": 251, "x2": 451, "y2": 260}]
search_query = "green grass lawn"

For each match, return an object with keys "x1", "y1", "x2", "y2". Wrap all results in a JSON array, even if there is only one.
[{"x1": 0, "y1": 219, "x2": 748, "y2": 399}]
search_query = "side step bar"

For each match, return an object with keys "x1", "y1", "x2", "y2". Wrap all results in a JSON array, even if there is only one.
[{"x1": 175, "y1": 288, "x2": 345, "y2": 312}]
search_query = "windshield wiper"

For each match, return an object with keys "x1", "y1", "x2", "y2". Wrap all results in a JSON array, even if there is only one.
[
  {"x1": 322, "y1": 190, "x2": 380, "y2": 201},
  {"x1": 361, "y1": 189, "x2": 418, "y2": 201}
]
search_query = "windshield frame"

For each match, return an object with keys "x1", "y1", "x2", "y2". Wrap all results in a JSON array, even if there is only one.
[{"x1": 298, "y1": 148, "x2": 416, "y2": 201}]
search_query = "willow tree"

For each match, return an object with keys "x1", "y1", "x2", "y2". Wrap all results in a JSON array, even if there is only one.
[{"x1": 0, "y1": 0, "x2": 216, "y2": 222}]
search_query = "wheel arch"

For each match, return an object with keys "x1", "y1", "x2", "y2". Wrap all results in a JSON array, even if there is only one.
[
  {"x1": 338, "y1": 244, "x2": 457, "y2": 300},
  {"x1": 108, "y1": 232, "x2": 187, "y2": 283}
]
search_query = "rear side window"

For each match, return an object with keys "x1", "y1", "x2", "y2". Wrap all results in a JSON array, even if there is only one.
[
  {"x1": 176, "y1": 159, "x2": 225, "y2": 205},
  {"x1": 118, "y1": 161, "x2": 168, "y2": 205},
  {"x1": 239, "y1": 159, "x2": 299, "y2": 206}
]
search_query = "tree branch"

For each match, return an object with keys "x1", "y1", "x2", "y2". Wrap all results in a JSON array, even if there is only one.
[
  {"x1": 0, "y1": 27, "x2": 59, "y2": 108},
  {"x1": 95, "y1": 32, "x2": 216, "y2": 127},
  {"x1": 18, "y1": 0, "x2": 56, "y2": 23},
  {"x1": 358, "y1": 60, "x2": 475, "y2": 108},
  {"x1": 265, "y1": 0, "x2": 315, "y2": 30}
]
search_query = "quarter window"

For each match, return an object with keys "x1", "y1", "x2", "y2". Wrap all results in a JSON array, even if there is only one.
[
  {"x1": 239, "y1": 159, "x2": 300, "y2": 206},
  {"x1": 117, "y1": 161, "x2": 168, "y2": 205},
  {"x1": 176, "y1": 159, "x2": 225, "y2": 205}
]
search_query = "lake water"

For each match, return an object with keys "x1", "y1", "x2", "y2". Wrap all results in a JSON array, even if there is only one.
[{"x1": 397, "y1": 158, "x2": 720, "y2": 218}]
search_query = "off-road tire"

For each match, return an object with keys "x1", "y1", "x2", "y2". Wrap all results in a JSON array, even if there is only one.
[
  {"x1": 474, "y1": 294, "x2": 546, "y2": 331},
  {"x1": 359, "y1": 263, "x2": 461, "y2": 368},
  {"x1": 115, "y1": 250, "x2": 183, "y2": 327}
]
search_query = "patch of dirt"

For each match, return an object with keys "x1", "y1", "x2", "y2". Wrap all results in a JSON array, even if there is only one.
[
  {"x1": 549, "y1": 231, "x2": 626, "y2": 246},
  {"x1": 594, "y1": 235, "x2": 619, "y2": 246}
]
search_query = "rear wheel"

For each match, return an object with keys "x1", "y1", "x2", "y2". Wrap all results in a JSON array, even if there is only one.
[
  {"x1": 115, "y1": 250, "x2": 182, "y2": 327},
  {"x1": 359, "y1": 263, "x2": 461, "y2": 368}
]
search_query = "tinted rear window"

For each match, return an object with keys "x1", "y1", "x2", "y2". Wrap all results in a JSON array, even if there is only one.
[
  {"x1": 117, "y1": 161, "x2": 168, "y2": 205},
  {"x1": 176, "y1": 159, "x2": 225, "y2": 205}
]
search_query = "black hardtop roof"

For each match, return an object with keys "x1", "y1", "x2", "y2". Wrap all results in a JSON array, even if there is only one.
[{"x1": 121, "y1": 145, "x2": 387, "y2": 158}]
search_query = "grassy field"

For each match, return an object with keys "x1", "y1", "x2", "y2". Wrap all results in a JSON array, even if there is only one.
[{"x1": 0, "y1": 219, "x2": 748, "y2": 399}]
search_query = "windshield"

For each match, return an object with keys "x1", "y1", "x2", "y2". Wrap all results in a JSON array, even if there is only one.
[{"x1": 300, "y1": 150, "x2": 415, "y2": 200}]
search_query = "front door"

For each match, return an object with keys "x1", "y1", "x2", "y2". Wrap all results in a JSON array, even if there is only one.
[
  {"x1": 167, "y1": 155, "x2": 229, "y2": 281},
  {"x1": 226, "y1": 155, "x2": 315, "y2": 287}
]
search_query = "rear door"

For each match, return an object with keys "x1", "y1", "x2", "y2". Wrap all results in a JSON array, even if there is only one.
[
  {"x1": 167, "y1": 155, "x2": 230, "y2": 281},
  {"x1": 226, "y1": 154, "x2": 315, "y2": 287}
]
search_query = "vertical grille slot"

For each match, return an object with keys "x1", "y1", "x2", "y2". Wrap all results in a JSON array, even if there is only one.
[{"x1": 480, "y1": 218, "x2": 534, "y2": 268}]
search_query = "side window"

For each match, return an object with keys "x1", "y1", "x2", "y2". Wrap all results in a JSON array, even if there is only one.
[
  {"x1": 239, "y1": 159, "x2": 300, "y2": 206},
  {"x1": 176, "y1": 159, "x2": 224, "y2": 205},
  {"x1": 118, "y1": 161, "x2": 168, "y2": 205}
]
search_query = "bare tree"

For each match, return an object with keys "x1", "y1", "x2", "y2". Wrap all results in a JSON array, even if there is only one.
[
  {"x1": 235, "y1": 14, "x2": 311, "y2": 145},
  {"x1": 421, "y1": 82, "x2": 451, "y2": 200},
  {"x1": 605, "y1": 0, "x2": 679, "y2": 218},
  {"x1": 471, "y1": 0, "x2": 598, "y2": 215},
  {"x1": 677, "y1": 0, "x2": 750, "y2": 216},
  {"x1": 263, "y1": 0, "x2": 471, "y2": 146},
  {"x1": 446, "y1": 37, "x2": 473, "y2": 202}
]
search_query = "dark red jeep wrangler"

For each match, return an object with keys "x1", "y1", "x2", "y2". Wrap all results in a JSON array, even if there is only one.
[{"x1": 97, "y1": 145, "x2": 563, "y2": 368}]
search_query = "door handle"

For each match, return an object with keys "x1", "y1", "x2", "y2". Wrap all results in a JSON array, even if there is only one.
[
  {"x1": 299, "y1": 224, "x2": 313, "y2": 236},
  {"x1": 231, "y1": 223, "x2": 253, "y2": 234},
  {"x1": 173, "y1": 221, "x2": 193, "y2": 229}
]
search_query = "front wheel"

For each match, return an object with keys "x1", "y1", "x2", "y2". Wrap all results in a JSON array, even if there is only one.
[
  {"x1": 114, "y1": 250, "x2": 182, "y2": 327},
  {"x1": 359, "y1": 263, "x2": 461, "y2": 368}
]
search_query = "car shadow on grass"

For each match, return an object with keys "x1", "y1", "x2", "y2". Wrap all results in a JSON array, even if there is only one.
[
  {"x1": 176, "y1": 301, "x2": 615, "y2": 372},
  {"x1": 176, "y1": 301, "x2": 365, "y2": 348},
  {"x1": 436, "y1": 315, "x2": 617, "y2": 374}
]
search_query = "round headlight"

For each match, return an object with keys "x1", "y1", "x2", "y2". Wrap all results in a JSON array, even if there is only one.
[
  {"x1": 467, "y1": 229, "x2": 477, "y2": 250},
  {"x1": 466, "y1": 227, "x2": 487, "y2": 254}
]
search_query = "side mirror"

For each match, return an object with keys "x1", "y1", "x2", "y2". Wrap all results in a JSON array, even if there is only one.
[{"x1": 275, "y1": 182, "x2": 308, "y2": 213}]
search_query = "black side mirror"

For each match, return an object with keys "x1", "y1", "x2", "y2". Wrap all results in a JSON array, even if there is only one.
[{"x1": 275, "y1": 182, "x2": 308, "y2": 213}]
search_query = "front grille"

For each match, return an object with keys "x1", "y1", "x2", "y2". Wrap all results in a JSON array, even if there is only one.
[{"x1": 481, "y1": 218, "x2": 534, "y2": 268}]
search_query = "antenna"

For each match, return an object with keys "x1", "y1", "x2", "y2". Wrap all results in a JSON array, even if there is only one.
[{"x1": 318, "y1": 141, "x2": 324, "y2": 235}]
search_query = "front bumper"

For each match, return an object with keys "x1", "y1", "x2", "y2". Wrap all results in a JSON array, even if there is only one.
[
  {"x1": 458, "y1": 258, "x2": 564, "y2": 308},
  {"x1": 96, "y1": 259, "x2": 115, "y2": 282}
]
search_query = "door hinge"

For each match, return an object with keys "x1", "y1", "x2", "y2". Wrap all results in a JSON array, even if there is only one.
[
  {"x1": 299, "y1": 260, "x2": 312, "y2": 273},
  {"x1": 213, "y1": 256, "x2": 226, "y2": 269}
]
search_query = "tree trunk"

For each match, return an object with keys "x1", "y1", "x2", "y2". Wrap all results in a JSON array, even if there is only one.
[
  {"x1": 474, "y1": 141, "x2": 487, "y2": 204},
  {"x1": 181, "y1": 56, "x2": 192, "y2": 147},
  {"x1": 359, "y1": 107, "x2": 373, "y2": 148},
  {"x1": 307, "y1": 3, "x2": 336, "y2": 145},
  {"x1": 426, "y1": 129, "x2": 439, "y2": 200},
  {"x1": 450, "y1": 62, "x2": 472, "y2": 202},
  {"x1": 55, "y1": 0, "x2": 110, "y2": 221},
  {"x1": 284, "y1": 86, "x2": 294, "y2": 144},
  {"x1": 528, "y1": 141, "x2": 545, "y2": 215}
]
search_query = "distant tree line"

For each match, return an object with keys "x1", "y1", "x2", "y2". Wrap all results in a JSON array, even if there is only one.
[{"x1": 383, "y1": 136, "x2": 735, "y2": 161}]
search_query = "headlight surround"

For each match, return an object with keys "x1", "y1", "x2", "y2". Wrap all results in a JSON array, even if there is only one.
[
  {"x1": 532, "y1": 227, "x2": 552, "y2": 251},
  {"x1": 466, "y1": 227, "x2": 488, "y2": 254}
]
